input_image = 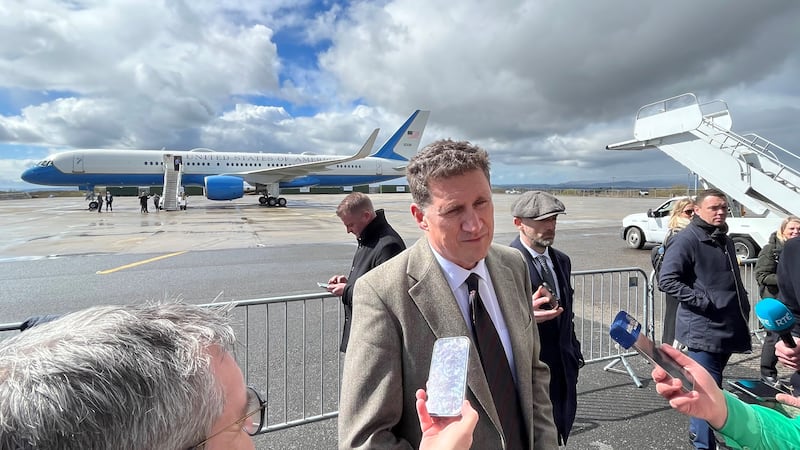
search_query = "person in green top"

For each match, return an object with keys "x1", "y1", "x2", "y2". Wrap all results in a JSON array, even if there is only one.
[{"x1": 652, "y1": 343, "x2": 800, "y2": 449}]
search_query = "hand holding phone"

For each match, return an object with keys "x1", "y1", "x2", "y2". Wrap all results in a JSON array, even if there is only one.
[
  {"x1": 610, "y1": 310, "x2": 693, "y2": 392},
  {"x1": 538, "y1": 282, "x2": 560, "y2": 310},
  {"x1": 317, "y1": 282, "x2": 329, "y2": 289},
  {"x1": 426, "y1": 336, "x2": 471, "y2": 417}
]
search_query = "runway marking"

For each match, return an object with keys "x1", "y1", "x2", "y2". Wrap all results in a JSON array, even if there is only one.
[{"x1": 96, "y1": 251, "x2": 187, "y2": 274}]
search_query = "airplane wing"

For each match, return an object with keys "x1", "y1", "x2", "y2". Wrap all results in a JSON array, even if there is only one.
[{"x1": 229, "y1": 128, "x2": 379, "y2": 185}]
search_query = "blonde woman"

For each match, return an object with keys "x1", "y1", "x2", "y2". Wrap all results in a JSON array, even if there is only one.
[
  {"x1": 755, "y1": 215, "x2": 800, "y2": 384},
  {"x1": 658, "y1": 197, "x2": 695, "y2": 346}
]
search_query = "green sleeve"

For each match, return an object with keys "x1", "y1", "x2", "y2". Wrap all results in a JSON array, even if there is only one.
[{"x1": 716, "y1": 391, "x2": 800, "y2": 449}]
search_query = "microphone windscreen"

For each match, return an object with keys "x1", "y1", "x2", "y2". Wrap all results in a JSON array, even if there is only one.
[{"x1": 755, "y1": 298, "x2": 795, "y2": 333}]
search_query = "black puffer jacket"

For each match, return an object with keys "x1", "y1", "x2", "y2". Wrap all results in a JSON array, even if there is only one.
[{"x1": 754, "y1": 231, "x2": 783, "y2": 299}]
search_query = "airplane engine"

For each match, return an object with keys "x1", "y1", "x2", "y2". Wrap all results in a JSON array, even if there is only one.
[{"x1": 204, "y1": 175, "x2": 245, "y2": 200}]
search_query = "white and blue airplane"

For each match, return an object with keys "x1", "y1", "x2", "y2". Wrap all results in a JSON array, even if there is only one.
[{"x1": 21, "y1": 110, "x2": 430, "y2": 207}]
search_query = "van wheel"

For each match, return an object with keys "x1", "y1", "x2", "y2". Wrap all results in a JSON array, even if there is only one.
[
  {"x1": 625, "y1": 227, "x2": 644, "y2": 249},
  {"x1": 732, "y1": 236, "x2": 757, "y2": 260}
]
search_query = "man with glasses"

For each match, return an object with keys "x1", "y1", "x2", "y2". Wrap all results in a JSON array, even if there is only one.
[{"x1": 0, "y1": 303, "x2": 266, "y2": 450}]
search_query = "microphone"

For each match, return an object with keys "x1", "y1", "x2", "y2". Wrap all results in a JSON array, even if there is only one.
[{"x1": 755, "y1": 298, "x2": 797, "y2": 348}]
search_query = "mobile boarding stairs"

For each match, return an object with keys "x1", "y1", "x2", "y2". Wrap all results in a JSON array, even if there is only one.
[
  {"x1": 160, "y1": 154, "x2": 183, "y2": 211},
  {"x1": 607, "y1": 93, "x2": 800, "y2": 219}
]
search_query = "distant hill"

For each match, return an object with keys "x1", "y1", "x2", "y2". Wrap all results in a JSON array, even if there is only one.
[{"x1": 497, "y1": 178, "x2": 687, "y2": 190}]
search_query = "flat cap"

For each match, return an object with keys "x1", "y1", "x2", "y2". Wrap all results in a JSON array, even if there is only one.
[{"x1": 511, "y1": 191, "x2": 566, "y2": 220}]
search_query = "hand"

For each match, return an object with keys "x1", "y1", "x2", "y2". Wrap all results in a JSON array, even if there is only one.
[
  {"x1": 532, "y1": 285, "x2": 563, "y2": 323},
  {"x1": 775, "y1": 337, "x2": 800, "y2": 370},
  {"x1": 327, "y1": 276, "x2": 347, "y2": 297},
  {"x1": 328, "y1": 275, "x2": 347, "y2": 285},
  {"x1": 329, "y1": 283, "x2": 346, "y2": 297},
  {"x1": 777, "y1": 393, "x2": 800, "y2": 408},
  {"x1": 651, "y1": 344, "x2": 728, "y2": 429},
  {"x1": 416, "y1": 389, "x2": 478, "y2": 450}
]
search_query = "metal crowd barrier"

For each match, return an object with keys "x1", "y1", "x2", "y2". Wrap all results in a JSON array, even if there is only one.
[
  {"x1": 199, "y1": 292, "x2": 343, "y2": 434},
  {"x1": 0, "y1": 263, "x2": 769, "y2": 433},
  {"x1": 569, "y1": 267, "x2": 653, "y2": 387},
  {"x1": 0, "y1": 293, "x2": 344, "y2": 435}
]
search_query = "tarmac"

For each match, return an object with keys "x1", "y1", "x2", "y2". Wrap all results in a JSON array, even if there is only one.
[
  {"x1": 0, "y1": 192, "x2": 632, "y2": 260},
  {"x1": 0, "y1": 192, "x2": 790, "y2": 449}
]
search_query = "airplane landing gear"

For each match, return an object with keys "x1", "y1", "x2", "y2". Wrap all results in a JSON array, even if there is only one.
[
  {"x1": 88, "y1": 201, "x2": 99, "y2": 211},
  {"x1": 257, "y1": 195, "x2": 288, "y2": 207},
  {"x1": 257, "y1": 183, "x2": 286, "y2": 207}
]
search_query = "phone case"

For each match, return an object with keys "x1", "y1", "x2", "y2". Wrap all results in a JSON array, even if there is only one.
[
  {"x1": 727, "y1": 379, "x2": 786, "y2": 402},
  {"x1": 426, "y1": 336, "x2": 471, "y2": 417},
  {"x1": 540, "y1": 282, "x2": 560, "y2": 310}
]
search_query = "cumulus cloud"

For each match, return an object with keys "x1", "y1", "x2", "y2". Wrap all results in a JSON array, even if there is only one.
[{"x1": 1, "y1": 0, "x2": 799, "y2": 186}]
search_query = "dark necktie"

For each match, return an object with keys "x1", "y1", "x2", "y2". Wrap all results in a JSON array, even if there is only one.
[
  {"x1": 535, "y1": 255, "x2": 557, "y2": 293},
  {"x1": 466, "y1": 273, "x2": 528, "y2": 449}
]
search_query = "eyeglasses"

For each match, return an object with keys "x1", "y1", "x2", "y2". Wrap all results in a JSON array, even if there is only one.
[
  {"x1": 682, "y1": 209, "x2": 694, "y2": 216},
  {"x1": 189, "y1": 386, "x2": 266, "y2": 449}
]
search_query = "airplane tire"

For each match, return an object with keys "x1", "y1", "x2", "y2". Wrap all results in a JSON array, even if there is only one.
[
  {"x1": 258, "y1": 196, "x2": 267, "y2": 205},
  {"x1": 278, "y1": 197, "x2": 287, "y2": 207},
  {"x1": 88, "y1": 201, "x2": 99, "y2": 211},
  {"x1": 267, "y1": 196, "x2": 278, "y2": 207}
]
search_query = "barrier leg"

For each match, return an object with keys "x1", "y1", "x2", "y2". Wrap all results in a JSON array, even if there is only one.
[{"x1": 603, "y1": 355, "x2": 644, "y2": 388}]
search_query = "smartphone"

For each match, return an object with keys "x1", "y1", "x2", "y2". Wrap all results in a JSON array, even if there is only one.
[
  {"x1": 609, "y1": 310, "x2": 694, "y2": 392},
  {"x1": 727, "y1": 379, "x2": 787, "y2": 402},
  {"x1": 426, "y1": 336, "x2": 471, "y2": 417},
  {"x1": 539, "y1": 282, "x2": 560, "y2": 310},
  {"x1": 317, "y1": 282, "x2": 329, "y2": 289}
]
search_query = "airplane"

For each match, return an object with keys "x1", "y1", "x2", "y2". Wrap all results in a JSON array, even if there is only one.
[{"x1": 21, "y1": 110, "x2": 430, "y2": 208}]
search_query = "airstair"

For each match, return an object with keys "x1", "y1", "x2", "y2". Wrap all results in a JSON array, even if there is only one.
[
  {"x1": 607, "y1": 93, "x2": 800, "y2": 218},
  {"x1": 161, "y1": 154, "x2": 183, "y2": 211}
]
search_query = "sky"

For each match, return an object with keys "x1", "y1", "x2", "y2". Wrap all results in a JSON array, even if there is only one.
[{"x1": 2, "y1": 0, "x2": 800, "y2": 190}]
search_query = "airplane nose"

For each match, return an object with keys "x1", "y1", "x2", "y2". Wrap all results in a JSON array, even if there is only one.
[{"x1": 20, "y1": 166, "x2": 38, "y2": 183}]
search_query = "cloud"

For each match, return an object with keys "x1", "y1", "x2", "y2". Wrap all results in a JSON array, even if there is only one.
[{"x1": 1, "y1": 0, "x2": 799, "y2": 186}]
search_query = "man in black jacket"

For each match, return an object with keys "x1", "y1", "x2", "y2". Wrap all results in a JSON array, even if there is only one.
[
  {"x1": 509, "y1": 191, "x2": 584, "y2": 445},
  {"x1": 659, "y1": 188, "x2": 751, "y2": 450},
  {"x1": 778, "y1": 234, "x2": 800, "y2": 393},
  {"x1": 328, "y1": 192, "x2": 405, "y2": 352}
]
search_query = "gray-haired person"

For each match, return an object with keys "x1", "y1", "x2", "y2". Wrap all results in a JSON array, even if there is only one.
[{"x1": 0, "y1": 303, "x2": 265, "y2": 450}]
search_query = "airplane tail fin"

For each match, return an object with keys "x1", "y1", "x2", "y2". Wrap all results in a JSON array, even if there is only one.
[{"x1": 371, "y1": 110, "x2": 430, "y2": 161}]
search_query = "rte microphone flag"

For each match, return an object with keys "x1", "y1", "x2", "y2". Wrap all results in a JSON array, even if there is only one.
[{"x1": 755, "y1": 298, "x2": 797, "y2": 348}]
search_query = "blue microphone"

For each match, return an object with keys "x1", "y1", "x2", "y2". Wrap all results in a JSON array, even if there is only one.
[{"x1": 755, "y1": 298, "x2": 797, "y2": 348}]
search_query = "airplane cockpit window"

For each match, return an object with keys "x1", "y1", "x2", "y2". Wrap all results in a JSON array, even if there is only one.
[{"x1": 36, "y1": 160, "x2": 54, "y2": 167}]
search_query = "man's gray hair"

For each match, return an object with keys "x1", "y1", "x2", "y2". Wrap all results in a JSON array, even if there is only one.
[
  {"x1": 406, "y1": 139, "x2": 491, "y2": 208},
  {"x1": 336, "y1": 191, "x2": 374, "y2": 217},
  {"x1": 0, "y1": 303, "x2": 236, "y2": 450}
]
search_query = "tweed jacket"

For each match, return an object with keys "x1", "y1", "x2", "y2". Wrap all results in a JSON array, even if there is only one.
[{"x1": 338, "y1": 237, "x2": 557, "y2": 449}]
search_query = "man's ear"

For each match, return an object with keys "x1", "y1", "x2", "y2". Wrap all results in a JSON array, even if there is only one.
[{"x1": 411, "y1": 204, "x2": 427, "y2": 231}]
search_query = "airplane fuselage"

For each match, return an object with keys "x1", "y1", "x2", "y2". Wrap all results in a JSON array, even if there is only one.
[{"x1": 22, "y1": 148, "x2": 406, "y2": 190}]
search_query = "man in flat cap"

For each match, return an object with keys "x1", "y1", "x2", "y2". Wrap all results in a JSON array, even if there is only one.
[{"x1": 510, "y1": 191, "x2": 584, "y2": 445}]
